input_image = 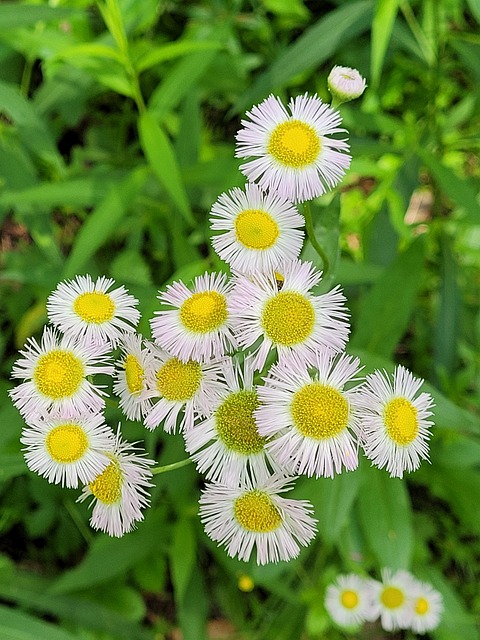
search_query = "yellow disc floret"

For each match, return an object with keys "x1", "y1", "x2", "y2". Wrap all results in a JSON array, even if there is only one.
[
  {"x1": 384, "y1": 397, "x2": 418, "y2": 445},
  {"x1": 415, "y1": 597, "x2": 429, "y2": 615},
  {"x1": 34, "y1": 350, "x2": 84, "y2": 399},
  {"x1": 156, "y1": 358, "x2": 202, "y2": 402},
  {"x1": 234, "y1": 209, "x2": 279, "y2": 250},
  {"x1": 234, "y1": 490, "x2": 282, "y2": 532},
  {"x1": 73, "y1": 291, "x2": 115, "y2": 324},
  {"x1": 268, "y1": 119, "x2": 320, "y2": 168},
  {"x1": 291, "y1": 383, "x2": 349, "y2": 439},
  {"x1": 381, "y1": 586, "x2": 405, "y2": 609},
  {"x1": 180, "y1": 291, "x2": 228, "y2": 334},
  {"x1": 124, "y1": 354, "x2": 144, "y2": 394},
  {"x1": 46, "y1": 423, "x2": 89, "y2": 463},
  {"x1": 89, "y1": 459, "x2": 122, "y2": 505},
  {"x1": 341, "y1": 590, "x2": 359, "y2": 610},
  {"x1": 261, "y1": 291, "x2": 314, "y2": 346},
  {"x1": 215, "y1": 390, "x2": 266, "y2": 455}
]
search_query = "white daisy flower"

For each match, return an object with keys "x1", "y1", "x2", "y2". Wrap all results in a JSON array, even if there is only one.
[
  {"x1": 47, "y1": 275, "x2": 140, "y2": 345},
  {"x1": 235, "y1": 93, "x2": 350, "y2": 203},
  {"x1": 21, "y1": 411, "x2": 114, "y2": 488},
  {"x1": 256, "y1": 350, "x2": 362, "y2": 478},
  {"x1": 327, "y1": 66, "x2": 367, "y2": 103},
  {"x1": 113, "y1": 333, "x2": 156, "y2": 422},
  {"x1": 229, "y1": 259, "x2": 349, "y2": 372},
  {"x1": 199, "y1": 475, "x2": 316, "y2": 565},
  {"x1": 143, "y1": 344, "x2": 224, "y2": 433},
  {"x1": 368, "y1": 569, "x2": 417, "y2": 631},
  {"x1": 184, "y1": 356, "x2": 281, "y2": 485},
  {"x1": 150, "y1": 271, "x2": 236, "y2": 363},
  {"x1": 408, "y1": 580, "x2": 444, "y2": 634},
  {"x1": 9, "y1": 326, "x2": 113, "y2": 421},
  {"x1": 78, "y1": 428, "x2": 154, "y2": 537},
  {"x1": 325, "y1": 574, "x2": 376, "y2": 627},
  {"x1": 355, "y1": 365, "x2": 435, "y2": 479},
  {"x1": 210, "y1": 183, "x2": 304, "y2": 274}
]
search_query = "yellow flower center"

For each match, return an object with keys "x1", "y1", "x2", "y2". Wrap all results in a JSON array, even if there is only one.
[
  {"x1": 215, "y1": 390, "x2": 266, "y2": 455},
  {"x1": 381, "y1": 586, "x2": 405, "y2": 609},
  {"x1": 73, "y1": 291, "x2": 115, "y2": 324},
  {"x1": 415, "y1": 597, "x2": 429, "y2": 615},
  {"x1": 180, "y1": 291, "x2": 228, "y2": 334},
  {"x1": 384, "y1": 397, "x2": 418, "y2": 445},
  {"x1": 156, "y1": 358, "x2": 202, "y2": 402},
  {"x1": 341, "y1": 590, "x2": 359, "y2": 610},
  {"x1": 261, "y1": 291, "x2": 315, "y2": 346},
  {"x1": 45, "y1": 423, "x2": 89, "y2": 463},
  {"x1": 34, "y1": 350, "x2": 84, "y2": 399},
  {"x1": 291, "y1": 383, "x2": 349, "y2": 439},
  {"x1": 268, "y1": 119, "x2": 321, "y2": 168},
  {"x1": 234, "y1": 490, "x2": 282, "y2": 533},
  {"x1": 124, "y1": 354, "x2": 144, "y2": 394},
  {"x1": 234, "y1": 209, "x2": 279, "y2": 250},
  {"x1": 89, "y1": 459, "x2": 122, "y2": 505}
]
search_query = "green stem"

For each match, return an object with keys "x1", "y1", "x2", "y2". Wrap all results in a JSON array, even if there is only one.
[
  {"x1": 20, "y1": 58, "x2": 33, "y2": 97},
  {"x1": 303, "y1": 201, "x2": 329, "y2": 275},
  {"x1": 152, "y1": 458, "x2": 192, "y2": 475}
]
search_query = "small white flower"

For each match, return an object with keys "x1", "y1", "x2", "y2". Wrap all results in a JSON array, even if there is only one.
[
  {"x1": 235, "y1": 93, "x2": 350, "y2": 203},
  {"x1": 355, "y1": 365, "x2": 435, "y2": 478},
  {"x1": 21, "y1": 411, "x2": 114, "y2": 488},
  {"x1": 325, "y1": 574, "x2": 376, "y2": 627},
  {"x1": 328, "y1": 66, "x2": 367, "y2": 103},
  {"x1": 184, "y1": 356, "x2": 281, "y2": 485},
  {"x1": 199, "y1": 475, "x2": 316, "y2": 565},
  {"x1": 9, "y1": 326, "x2": 113, "y2": 421},
  {"x1": 113, "y1": 333, "x2": 156, "y2": 422},
  {"x1": 408, "y1": 579, "x2": 444, "y2": 634},
  {"x1": 210, "y1": 183, "x2": 304, "y2": 274},
  {"x1": 229, "y1": 259, "x2": 349, "y2": 372},
  {"x1": 47, "y1": 275, "x2": 140, "y2": 345},
  {"x1": 368, "y1": 569, "x2": 417, "y2": 631},
  {"x1": 143, "y1": 344, "x2": 224, "y2": 433},
  {"x1": 150, "y1": 271, "x2": 236, "y2": 363},
  {"x1": 78, "y1": 428, "x2": 154, "y2": 537},
  {"x1": 256, "y1": 350, "x2": 362, "y2": 478}
]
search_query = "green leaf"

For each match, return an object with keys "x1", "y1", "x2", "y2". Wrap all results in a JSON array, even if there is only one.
[
  {"x1": 0, "y1": 604, "x2": 77, "y2": 640},
  {"x1": 0, "y1": 4, "x2": 76, "y2": 30},
  {"x1": 170, "y1": 517, "x2": 197, "y2": 603},
  {"x1": 0, "y1": 177, "x2": 111, "y2": 211},
  {"x1": 466, "y1": 0, "x2": 480, "y2": 24},
  {"x1": 350, "y1": 238, "x2": 425, "y2": 358},
  {"x1": 370, "y1": 0, "x2": 401, "y2": 89},
  {"x1": 357, "y1": 465, "x2": 413, "y2": 569},
  {"x1": 136, "y1": 40, "x2": 221, "y2": 73},
  {"x1": 177, "y1": 564, "x2": 208, "y2": 640},
  {"x1": 62, "y1": 168, "x2": 148, "y2": 278},
  {"x1": 0, "y1": 454, "x2": 27, "y2": 483},
  {"x1": 138, "y1": 111, "x2": 193, "y2": 225},
  {"x1": 234, "y1": 0, "x2": 373, "y2": 113}
]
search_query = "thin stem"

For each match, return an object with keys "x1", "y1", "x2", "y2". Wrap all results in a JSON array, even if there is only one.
[
  {"x1": 64, "y1": 499, "x2": 93, "y2": 544},
  {"x1": 152, "y1": 457, "x2": 192, "y2": 475},
  {"x1": 303, "y1": 200, "x2": 329, "y2": 275},
  {"x1": 20, "y1": 58, "x2": 34, "y2": 97}
]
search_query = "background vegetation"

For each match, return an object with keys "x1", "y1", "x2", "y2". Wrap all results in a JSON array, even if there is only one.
[{"x1": 1, "y1": 0, "x2": 480, "y2": 638}]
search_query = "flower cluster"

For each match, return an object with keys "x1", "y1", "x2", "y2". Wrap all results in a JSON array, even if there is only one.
[
  {"x1": 325, "y1": 569, "x2": 444, "y2": 634},
  {"x1": 10, "y1": 78, "x2": 435, "y2": 566}
]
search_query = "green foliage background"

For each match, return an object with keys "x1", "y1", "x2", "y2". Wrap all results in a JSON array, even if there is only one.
[{"x1": 1, "y1": 0, "x2": 480, "y2": 638}]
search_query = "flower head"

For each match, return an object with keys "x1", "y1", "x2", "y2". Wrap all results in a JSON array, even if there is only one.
[
  {"x1": 210, "y1": 183, "x2": 304, "y2": 274},
  {"x1": 78, "y1": 428, "x2": 154, "y2": 537},
  {"x1": 151, "y1": 272, "x2": 236, "y2": 363},
  {"x1": 9, "y1": 326, "x2": 113, "y2": 420},
  {"x1": 325, "y1": 574, "x2": 376, "y2": 627},
  {"x1": 230, "y1": 259, "x2": 349, "y2": 371},
  {"x1": 21, "y1": 410, "x2": 114, "y2": 488},
  {"x1": 368, "y1": 569, "x2": 417, "y2": 631},
  {"x1": 328, "y1": 66, "x2": 367, "y2": 103},
  {"x1": 200, "y1": 475, "x2": 316, "y2": 564},
  {"x1": 408, "y1": 579, "x2": 443, "y2": 634},
  {"x1": 256, "y1": 350, "x2": 362, "y2": 478},
  {"x1": 355, "y1": 365, "x2": 434, "y2": 478},
  {"x1": 47, "y1": 275, "x2": 140, "y2": 346},
  {"x1": 235, "y1": 93, "x2": 350, "y2": 203}
]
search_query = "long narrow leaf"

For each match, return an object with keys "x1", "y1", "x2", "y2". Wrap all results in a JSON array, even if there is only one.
[{"x1": 371, "y1": 0, "x2": 401, "y2": 89}]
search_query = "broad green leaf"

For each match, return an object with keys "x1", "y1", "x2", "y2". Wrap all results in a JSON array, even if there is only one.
[
  {"x1": 357, "y1": 465, "x2": 413, "y2": 569},
  {"x1": 0, "y1": 4, "x2": 76, "y2": 30},
  {"x1": 62, "y1": 167, "x2": 148, "y2": 278},
  {"x1": 371, "y1": 0, "x2": 401, "y2": 88},
  {"x1": 350, "y1": 238, "x2": 425, "y2": 358},
  {"x1": 138, "y1": 111, "x2": 193, "y2": 224},
  {"x1": 425, "y1": 467, "x2": 480, "y2": 534},
  {"x1": 0, "y1": 604, "x2": 77, "y2": 640},
  {"x1": 170, "y1": 517, "x2": 197, "y2": 603},
  {"x1": 136, "y1": 40, "x2": 221, "y2": 73},
  {"x1": 336, "y1": 259, "x2": 382, "y2": 286},
  {"x1": 466, "y1": 0, "x2": 480, "y2": 24},
  {"x1": 0, "y1": 454, "x2": 27, "y2": 483},
  {"x1": 234, "y1": 0, "x2": 373, "y2": 113},
  {"x1": 177, "y1": 564, "x2": 208, "y2": 640}
]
